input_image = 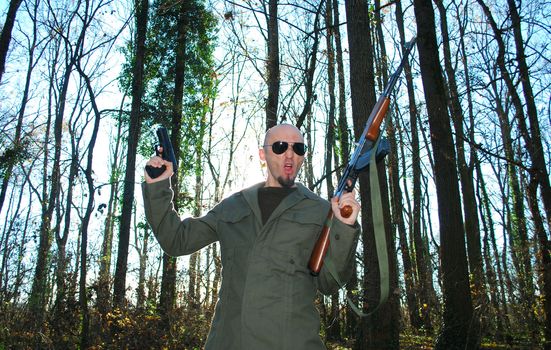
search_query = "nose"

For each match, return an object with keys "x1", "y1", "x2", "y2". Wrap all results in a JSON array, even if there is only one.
[{"x1": 284, "y1": 144, "x2": 295, "y2": 157}]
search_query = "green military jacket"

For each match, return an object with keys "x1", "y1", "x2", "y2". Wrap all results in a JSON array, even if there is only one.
[{"x1": 142, "y1": 179, "x2": 360, "y2": 350}]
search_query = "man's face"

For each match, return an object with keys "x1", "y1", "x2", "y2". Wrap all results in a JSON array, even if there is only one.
[{"x1": 259, "y1": 124, "x2": 306, "y2": 188}]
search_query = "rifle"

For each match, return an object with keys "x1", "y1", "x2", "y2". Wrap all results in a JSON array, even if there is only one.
[
  {"x1": 145, "y1": 126, "x2": 178, "y2": 179},
  {"x1": 308, "y1": 37, "x2": 416, "y2": 276}
]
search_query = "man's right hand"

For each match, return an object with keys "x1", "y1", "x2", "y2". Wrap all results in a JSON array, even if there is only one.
[{"x1": 144, "y1": 152, "x2": 174, "y2": 184}]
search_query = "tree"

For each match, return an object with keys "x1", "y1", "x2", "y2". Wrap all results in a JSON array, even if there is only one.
[
  {"x1": 295, "y1": 2, "x2": 323, "y2": 130},
  {"x1": 136, "y1": 1, "x2": 217, "y2": 340},
  {"x1": 434, "y1": 0, "x2": 487, "y2": 326},
  {"x1": 394, "y1": 0, "x2": 425, "y2": 330},
  {"x1": 265, "y1": 0, "x2": 279, "y2": 130},
  {"x1": 113, "y1": 0, "x2": 149, "y2": 308},
  {"x1": 371, "y1": 0, "x2": 402, "y2": 346},
  {"x1": 156, "y1": 0, "x2": 188, "y2": 328},
  {"x1": 97, "y1": 97, "x2": 126, "y2": 327},
  {"x1": 0, "y1": 0, "x2": 25, "y2": 216},
  {"x1": 332, "y1": 0, "x2": 349, "y2": 166},
  {"x1": 345, "y1": 0, "x2": 399, "y2": 348},
  {"x1": 329, "y1": 0, "x2": 355, "y2": 336},
  {"x1": 323, "y1": 1, "x2": 340, "y2": 341},
  {"x1": 412, "y1": 0, "x2": 477, "y2": 347},
  {"x1": 505, "y1": 0, "x2": 551, "y2": 340},
  {"x1": 506, "y1": 0, "x2": 551, "y2": 229},
  {"x1": 74, "y1": 60, "x2": 103, "y2": 349},
  {"x1": 475, "y1": 0, "x2": 544, "y2": 338},
  {"x1": 28, "y1": 0, "x2": 85, "y2": 333},
  {"x1": 0, "y1": 0, "x2": 22, "y2": 85}
]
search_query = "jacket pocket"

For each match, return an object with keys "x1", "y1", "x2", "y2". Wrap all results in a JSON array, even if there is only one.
[
  {"x1": 219, "y1": 204, "x2": 250, "y2": 222},
  {"x1": 275, "y1": 211, "x2": 323, "y2": 251},
  {"x1": 284, "y1": 210, "x2": 324, "y2": 225},
  {"x1": 217, "y1": 204, "x2": 254, "y2": 250}
]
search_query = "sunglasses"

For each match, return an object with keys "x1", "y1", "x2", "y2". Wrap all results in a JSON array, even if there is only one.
[{"x1": 265, "y1": 141, "x2": 307, "y2": 156}]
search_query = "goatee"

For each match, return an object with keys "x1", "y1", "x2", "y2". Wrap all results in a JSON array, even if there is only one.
[{"x1": 277, "y1": 176, "x2": 295, "y2": 188}]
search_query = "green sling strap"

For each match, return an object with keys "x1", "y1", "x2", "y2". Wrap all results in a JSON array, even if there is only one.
[{"x1": 325, "y1": 134, "x2": 389, "y2": 317}]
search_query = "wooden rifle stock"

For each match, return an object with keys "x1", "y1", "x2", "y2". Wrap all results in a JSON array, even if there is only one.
[
  {"x1": 366, "y1": 97, "x2": 391, "y2": 141},
  {"x1": 307, "y1": 211, "x2": 334, "y2": 276},
  {"x1": 307, "y1": 37, "x2": 416, "y2": 276}
]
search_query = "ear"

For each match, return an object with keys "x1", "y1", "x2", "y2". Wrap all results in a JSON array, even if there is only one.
[{"x1": 259, "y1": 147, "x2": 266, "y2": 162}]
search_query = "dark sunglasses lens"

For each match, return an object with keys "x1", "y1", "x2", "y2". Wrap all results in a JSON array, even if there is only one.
[
  {"x1": 271, "y1": 141, "x2": 289, "y2": 154},
  {"x1": 270, "y1": 141, "x2": 306, "y2": 155},
  {"x1": 293, "y1": 143, "x2": 306, "y2": 156}
]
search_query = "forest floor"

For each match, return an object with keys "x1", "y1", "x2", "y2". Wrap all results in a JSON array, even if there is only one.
[
  {"x1": 401, "y1": 333, "x2": 543, "y2": 349},
  {"x1": 327, "y1": 334, "x2": 543, "y2": 349}
]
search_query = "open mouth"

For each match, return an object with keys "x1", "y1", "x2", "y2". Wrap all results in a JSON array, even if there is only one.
[{"x1": 283, "y1": 163, "x2": 293, "y2": 175}]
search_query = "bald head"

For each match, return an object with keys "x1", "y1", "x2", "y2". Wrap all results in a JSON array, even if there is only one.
[{"x1": 263, "y1": 124, "x2": 304, "y2": 146}]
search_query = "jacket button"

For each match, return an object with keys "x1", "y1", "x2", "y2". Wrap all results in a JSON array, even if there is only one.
[{"x1": 334, "y1": 234, "x2": 340, "y2": 240}]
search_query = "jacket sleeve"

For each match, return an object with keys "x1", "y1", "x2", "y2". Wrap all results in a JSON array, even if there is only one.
[
  {"x1": 142, "y1": 178, "x2": 219, "y2": 256},
  {"x1": 316, "y1": 219, "x2": 360, "y2": 295}
]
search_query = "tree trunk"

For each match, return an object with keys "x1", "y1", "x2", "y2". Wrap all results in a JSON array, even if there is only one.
[
  {"x1": 75, "y1": 59, "x2": 104, "y2": 349},
  {"x1": 506, "y1": 0, "x2": 551, "y2": 341},
  {"x1": 97, "y1": 98, "x2": 125, "y2": 322},
  {"x1": 506, "y1": 0, "x2": 551, "y2": 231},
  {"x1": 477, "y1": 0, "x2": 538, "y2": 332},
  {"x1": 345, "y1": 0, "x2": 399, "y2": 348},
  {"x1": 29, "y1": 35, "x2": 75, "y2": 334},
  {"x1": 324, "y1": 1, "x2": 340, "y2": 341},
  {"x1": 136, "y1": 225, "x2": 149, "y2": 310},
  {"x1": 488, "y1": 60, "x2": 535, "y2": 331},
  {"x1": 0, "y1": 0, "x2": 33, "y2": 217},
  {"x1": 13, "y1": 181, "x2": 32, "y2": 304},
  {"x1": 113, "y1": 0, "x2": 149, "y2": 308},
  {"x1": 265, "y1": 0, "x2": 279, "y2": 129},
  {"x1": 159, "y1": 0, "x2": 188, "y2": 329},
  {"x1": 211, "y1": 242, "x2": 221, "y2": 314},
  {"x1": 0, "y1": 174, "x2": 25, "y2": 303},
  {"x1": 0, "y1": 0, "x2": 22, "y2": 84},
  {"x1": 434, "y1": 0, "x2": 486, "y2": 329},
  {"x1": 395, "y1": 0, "x2": 434, "y2": 332},
  {"x1": 332, "y1": 0, "x2": 349, "y2": 165},
  {"x1": 393, "y1": 107, "x2": 423, "y2": 329},
  {"x1": 527, "y1": 177, "x2": 551, "y2": 347},
  {"x1": 305, "y1": 114, "x2": 315, "y2": 190},
  {"x1": 395, "y1": 0, "x2": 426, "y2": 331},
  {"x1": 52, "y1": 127, "x2": 78, "y2": 349},
  {"x1": 412, "y1": 0, "x2": 477, "y2": 347},
  {"x1": 296, "y1": 2, "x2": 322, "y2": 130},
  {"x1": 332, "y1": 0, "x2": 354, "y2": 335},
  {"x1": 475, "y1": 157, "x2": 507, "y2": 340}
]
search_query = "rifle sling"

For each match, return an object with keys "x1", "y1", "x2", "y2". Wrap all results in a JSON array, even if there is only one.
[{"x1": 325, "y1": 134, "x2": 389, "y2": 317}]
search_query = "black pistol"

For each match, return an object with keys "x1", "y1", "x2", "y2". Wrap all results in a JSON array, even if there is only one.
[{"x1": 145, "y1": 126, "x2": 178, "y2": 179}]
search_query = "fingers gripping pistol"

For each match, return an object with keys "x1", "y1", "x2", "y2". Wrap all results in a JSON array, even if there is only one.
[{"x1": 145, "y1": 126, "x2": 178, "y2": 179}]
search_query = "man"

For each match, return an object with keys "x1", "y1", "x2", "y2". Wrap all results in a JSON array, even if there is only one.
[{"x1": 142, "y1": 123, "x2": 360, "y2": 349}]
